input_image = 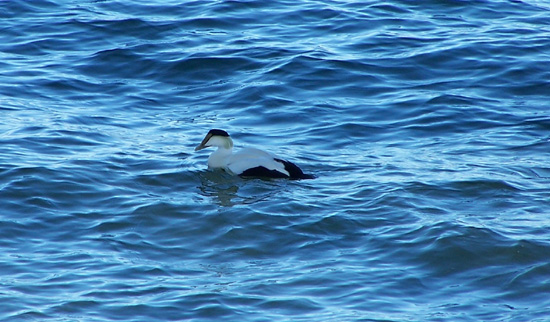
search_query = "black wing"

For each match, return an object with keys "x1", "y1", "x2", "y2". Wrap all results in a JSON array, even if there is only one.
[{"x1": 239, "y1": 166, "x2": 290, "y2": 178}]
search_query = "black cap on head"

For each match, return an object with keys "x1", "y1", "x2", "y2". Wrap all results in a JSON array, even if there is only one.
[{"x1": 208, "y1": 129, "x2": 230, "y2": 137}]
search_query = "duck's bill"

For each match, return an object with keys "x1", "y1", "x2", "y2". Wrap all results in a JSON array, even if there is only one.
[{"x1": 195, "y1": 133, "x2": 212, "y2": 151}]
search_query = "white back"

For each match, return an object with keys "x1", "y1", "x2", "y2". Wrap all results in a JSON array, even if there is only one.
[{"x1": 226, "y1": 148, "x2": 289, "y2": 176}]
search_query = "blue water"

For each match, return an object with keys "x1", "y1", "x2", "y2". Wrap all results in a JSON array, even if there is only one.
[{"x1": 2, "y1": 0, "x2": 550, "y2": 321}]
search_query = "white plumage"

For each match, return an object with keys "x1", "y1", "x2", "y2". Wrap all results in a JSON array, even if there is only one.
[{"x1": 195, "y1": 129, "x2": 314, "y2": 179}]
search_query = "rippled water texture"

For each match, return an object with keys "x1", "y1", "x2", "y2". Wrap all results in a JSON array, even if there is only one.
[{"x1": 1, "y1": 0, "x2": 550, "y2": 321}]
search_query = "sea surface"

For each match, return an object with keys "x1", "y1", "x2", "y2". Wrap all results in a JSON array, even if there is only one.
[{"x1": 1, "y1": 0, "x2": 550, "y2": 321}]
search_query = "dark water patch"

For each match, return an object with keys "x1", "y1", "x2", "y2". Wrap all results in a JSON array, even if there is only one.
[
  {"x1": 1, "y1": 133, "x2": 109, "y2": 160},
  {"x1": 78, "y1": 48, "x2": 156, "y2": 80},
  {"x1": 167, "y1": 56, "x2": 259, "y2": 83},
  {"x1": 78, "y1": 47, "x2": 262, "y2": 87},
  {"x1": 529, "y1": 166, "x2": 550, "y2": 180},
  {"x1": 408, "y1": 223, "x2": 511, "y2": 274},
  {"x1": 0, "y1": 0, "x2": 60, "y2": 18},
  {"x1": 92, "y1": 17, "x2": 166, "y2": 39},
  {"x1": 521, "y1": 116, "x2": 550, "y2": 132},
  {"x1": 396, "y1": 178, "x2": 529, "y2": 216}
]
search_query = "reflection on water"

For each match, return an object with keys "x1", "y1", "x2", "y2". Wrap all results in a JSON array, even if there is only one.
[
  {"x1": 198, "y1": 170, "x2": 241, "y2": 206},
  {"x1": 197, "y1": 170, "x2": 288, "y2": 207}
]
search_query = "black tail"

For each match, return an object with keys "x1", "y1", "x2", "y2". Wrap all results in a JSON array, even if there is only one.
[
  {"x1": 275, "y1": 158, "x2": 315, "y2": 180},
  {"x1": 298, "y1": 173, "x2": 316, "y2": 180}
]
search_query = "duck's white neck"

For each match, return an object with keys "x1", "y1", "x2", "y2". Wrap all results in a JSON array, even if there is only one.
[{"x1": 208, "y1": 146, "x2": 233, "y2": 169}]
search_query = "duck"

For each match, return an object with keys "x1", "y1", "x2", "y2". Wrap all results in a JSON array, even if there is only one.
[{"x1": 195, "y1": 129, "x2": 314, "y2": 179}]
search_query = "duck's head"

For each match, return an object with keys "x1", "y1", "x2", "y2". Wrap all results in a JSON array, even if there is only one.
[{"x1": 195, "y1": 129, "x2": 233, "y2": 151}]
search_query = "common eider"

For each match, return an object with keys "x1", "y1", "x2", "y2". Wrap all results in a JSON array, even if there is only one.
[{"x1": 195, "y1": 129, "x2": 314, "y2": 179}]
